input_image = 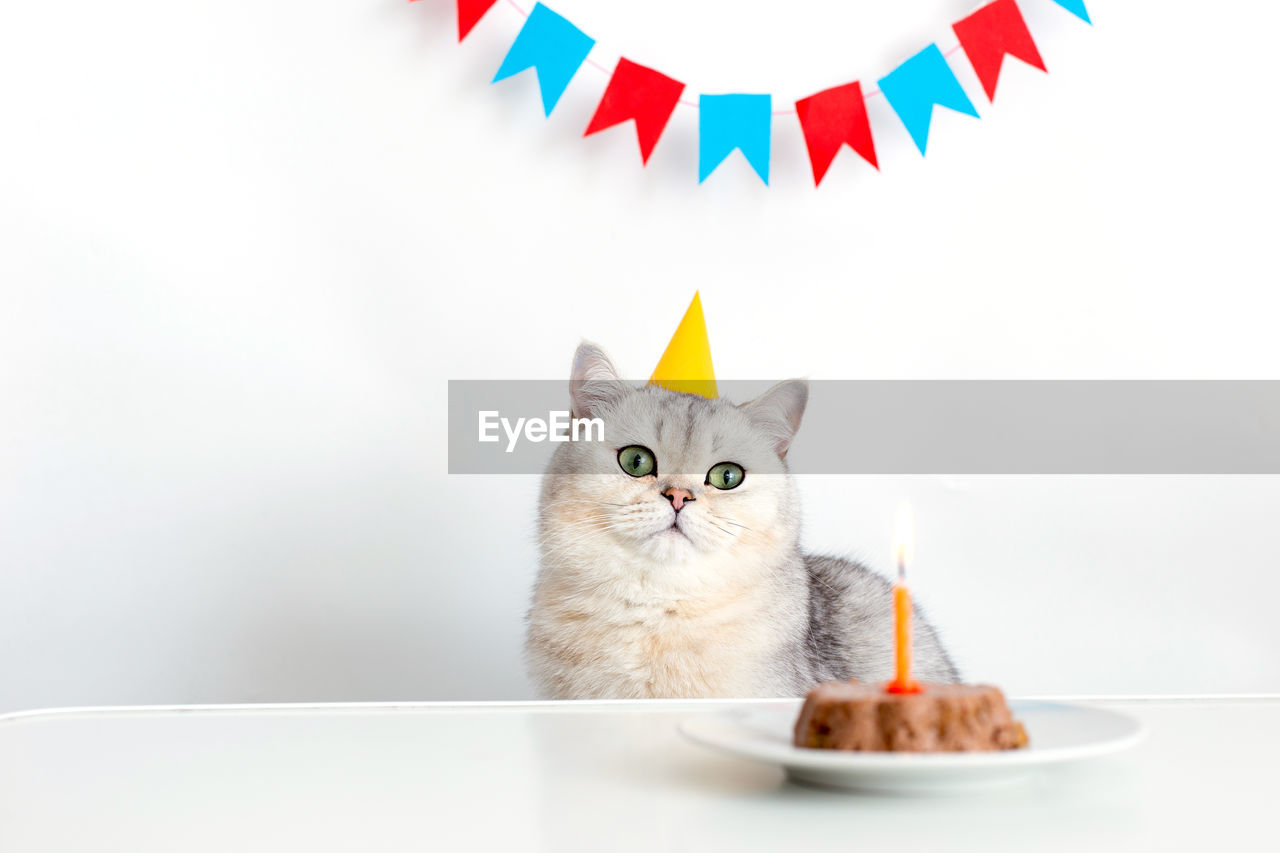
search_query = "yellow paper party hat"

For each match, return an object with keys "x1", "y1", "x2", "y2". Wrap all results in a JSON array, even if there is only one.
[{"x1": 649, "y1": 292, "x2": 718, "y2": 399}]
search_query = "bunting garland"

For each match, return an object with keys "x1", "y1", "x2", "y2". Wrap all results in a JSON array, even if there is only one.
[
  {"x1": 454, "y1": 0, "x2": 499, "y2": 42},
  {"x1": 584, "y1": 59, "x2": 685, "y2": 165},
  {"x1": 491, "y1": 3, "x2": 594, "y2": 117},
  {"x1": 699, "y1": 94, "x2": 772, "y2": 185},
  {"x1": 414, "y1": 0, "x2": 1092, "y2": 187},
  {"x1": 953, "y1": 0, "x2": 1047, "y2": 102},
  {"x1": 878, "y1": 44, "x2": 981, "y2": 156},
  {"x1": 1049, "y1": 0, "x2": 1092, "y2": 23},
  {"x1": 795, "y1": 81, "x2": 878, "y2": 187}
]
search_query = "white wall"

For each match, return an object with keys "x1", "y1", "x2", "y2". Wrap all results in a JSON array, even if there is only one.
[{"x1": 2, "y1": 1, "x2": 1278, "y2": 712}]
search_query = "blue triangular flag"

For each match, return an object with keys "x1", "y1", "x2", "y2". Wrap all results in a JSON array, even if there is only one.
[
  {"x1": 1049, "y1": 0, "x2": 1092, "y2": 24},
  {"x1": 878, "y1": 44, "x2": 979, "y2": 156},
  {"x1": 698, "y1": 94, "x2": 771, "y2": 185},
  {"x1": 492, "y1": 3, "x2": 595, "y2": 117}
]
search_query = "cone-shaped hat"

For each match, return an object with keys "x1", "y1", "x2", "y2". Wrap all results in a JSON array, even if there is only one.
[{"x1": 648, "y1": 292, "x2": 717, "y2": 399}]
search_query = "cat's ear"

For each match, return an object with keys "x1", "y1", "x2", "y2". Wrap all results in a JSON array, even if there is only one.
[
  {"x1": 569, "y1": 341, "x2": 629, "y2": 420},
  {"x1": 741, "y1": 380, "x2": 809, "y2": 459}
]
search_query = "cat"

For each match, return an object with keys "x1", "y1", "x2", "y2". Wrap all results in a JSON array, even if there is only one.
[{"x1": 525, "y1": 342, "x2": 959, "y2": 699}]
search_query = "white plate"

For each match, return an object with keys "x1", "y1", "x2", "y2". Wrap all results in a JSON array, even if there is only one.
[{"x1": 680, "y1": 699, "x2": 1146, "y2": 794}]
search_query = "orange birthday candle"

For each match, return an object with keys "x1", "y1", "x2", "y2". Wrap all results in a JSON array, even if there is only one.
[{"x1": 887, "y1": 502, "x2": 922, "y2": 694}]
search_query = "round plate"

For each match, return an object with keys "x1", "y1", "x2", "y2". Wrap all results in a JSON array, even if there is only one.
[{"x1": 679, "y1": 699, "x2": 1146, "y2": 794}]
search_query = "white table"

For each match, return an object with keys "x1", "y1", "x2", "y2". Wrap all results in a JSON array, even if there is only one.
[{"x1": 1, "y1": 698, "x2": 1275, "y2": 851}]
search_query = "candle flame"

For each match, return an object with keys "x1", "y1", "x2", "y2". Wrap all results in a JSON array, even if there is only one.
[{"x1": 893, "y1": 501, "x2": 914, "y2": 582}]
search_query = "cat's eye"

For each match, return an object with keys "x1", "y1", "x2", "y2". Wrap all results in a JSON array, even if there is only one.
[
  {"x1": 706, "y1": 462, "x2": 745, "y2": 490},
  {"x1": 617, "y1": 446, "x2": 656, "y2": 478}
]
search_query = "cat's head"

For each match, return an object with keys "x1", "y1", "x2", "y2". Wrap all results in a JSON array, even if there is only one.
[{"x1": 539, "y1": 342, "x2": 808, "y2": 574}]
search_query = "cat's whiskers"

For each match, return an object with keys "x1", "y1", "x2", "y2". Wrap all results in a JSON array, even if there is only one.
[
  {"x1": 708, "y1": 511, "x2": 752, "y2": 532},
  {"x1": 541, "y1": 498, "x2": 631, "y2": 512},
  {"x1": 541, "y1": 521, "x2": 621, "y2": 544},
  {"x1": 700, "y1": 517, "x2": 737, "y2": 538},
  {"x1": 539, "y1": 515, "x2": 644, "y2": 555}
]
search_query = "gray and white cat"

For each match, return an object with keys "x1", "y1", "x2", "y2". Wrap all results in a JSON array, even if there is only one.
[{"x1": 525, "y1": 342, "x2": 959, "y2": 699}]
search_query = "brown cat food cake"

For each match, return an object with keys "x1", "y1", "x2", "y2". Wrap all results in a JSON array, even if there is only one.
[{"x1": 794, "y1": 680, "x2": 1029, "y2": 752}]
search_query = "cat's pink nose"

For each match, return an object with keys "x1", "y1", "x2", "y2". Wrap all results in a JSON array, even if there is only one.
[{"x1": 662, "y1": 488, "x2": 695, "y2": 512}]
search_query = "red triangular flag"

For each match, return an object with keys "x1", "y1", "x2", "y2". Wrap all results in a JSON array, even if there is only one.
[
  {"x1": 794, "y1": 81, "x2": 877, "y2": 187},
  {"x1": 456, "y1": 0, "x2": 499, "y2": 42},
  {"x1": 584, "y1": 58, "x2": 685, "y2": 165},
  {"x1": 953, "y1": 0, "x2": 1046, "y2": 102},
  {"x1": 408, "y1": 0, "x2": 497, "y2": 42}
]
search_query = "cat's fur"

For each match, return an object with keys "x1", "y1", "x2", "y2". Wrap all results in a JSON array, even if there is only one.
[{"x1": 525, "y1": 343, "x2": 959, "y2": 699}]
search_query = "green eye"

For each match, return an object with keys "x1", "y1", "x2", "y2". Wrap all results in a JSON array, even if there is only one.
[
  {"x1": 706, "y1": 462, "x2": 745, "y2": 490},
  {"x1": 618, "y1": 446, "x2": 656, "y2": 478}
]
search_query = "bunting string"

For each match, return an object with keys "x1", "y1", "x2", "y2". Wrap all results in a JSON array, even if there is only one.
[{"x1": 411, "y1": 0, "x2": 1092, "y2": 187}]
